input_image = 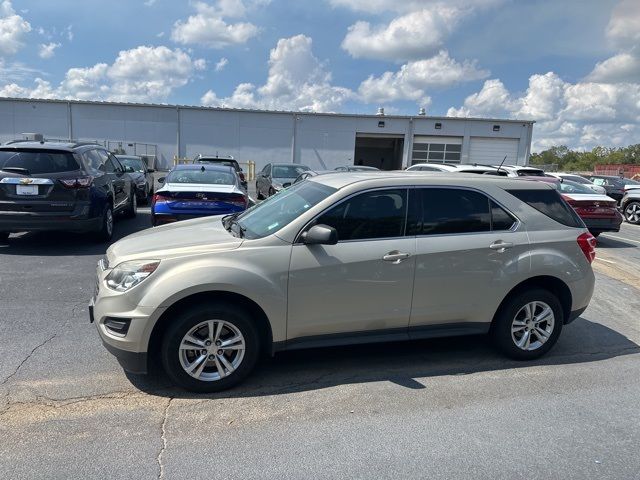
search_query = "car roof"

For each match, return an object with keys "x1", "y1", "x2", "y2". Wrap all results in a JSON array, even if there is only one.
[
  {"x1": 308, "y1": 171, "x2": 554, "y2": 191},
  {"x1": 408, "y1": 163, "x2": 458, "y2": 171},
  {"x1": 171, "y1": 164, "x2": 235, "y2": 172},
  {"x1": 197, "y1": 157, "x2": 238, "y2": 162},
  {"x1": 115, "y1": 155, "x2": 143, "y2": 160},
  {"x1": 1, "y1": 141, "x2": 103, "y2": 152}
]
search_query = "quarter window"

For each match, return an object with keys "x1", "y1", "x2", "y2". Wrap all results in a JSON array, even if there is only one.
[
  {"x1": 491, "y1": 200, "x2": 516, "y2": 230},
  {"x1": 316, "y1": 189, "x2": 407, "y2": 241}
]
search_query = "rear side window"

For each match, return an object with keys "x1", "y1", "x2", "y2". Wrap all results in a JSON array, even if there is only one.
[
  {"x1": 506, "y1": 188, "x2": 583, "y2": 228},
  {"x1": 0, "y1": 149, "x2": 80, "y2": 174},
  {"x1": 317, "y1": 189, "x2": 407, "y2": 241},
  {"x1": 410, "y1": 188, "x2": 491, "y2": 235}
]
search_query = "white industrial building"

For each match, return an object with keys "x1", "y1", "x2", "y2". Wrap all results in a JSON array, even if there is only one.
[{"x1": 0, "y1": 97, "x2": 534, "y2": 172}]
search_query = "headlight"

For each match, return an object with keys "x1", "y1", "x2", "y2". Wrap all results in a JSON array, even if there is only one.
[{"x1": 105, "y1": 260, "x2": 160, "y2": 292}]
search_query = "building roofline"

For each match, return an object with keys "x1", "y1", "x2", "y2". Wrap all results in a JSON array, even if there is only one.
[{"x1": 0, "y1": 96, "x2": 536, "y2": 125}]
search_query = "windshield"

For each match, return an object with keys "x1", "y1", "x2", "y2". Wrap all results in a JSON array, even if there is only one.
[
  {"x1": 559, "y1": 180, "x2": 594, "y2": 194},
  {"x1": 236, "y1": 180, "x2": 336, "y2": 239},
  {"x1": 166, "y1": 169, "x2": 236, "y2": 185},
  {"x1": 118, "y1": 157, "x2": 146, "y2": 173},
  {"x1": 272, "y1": 165, "x2": 310, "y2": 178},
  {"x1": 0, "y1": 149, "x2": 80, "y2": 174}
]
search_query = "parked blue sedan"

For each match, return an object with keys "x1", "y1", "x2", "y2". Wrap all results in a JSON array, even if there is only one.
[{"x1": 151, "y1": 164, "x2": 248, "y2": 226}]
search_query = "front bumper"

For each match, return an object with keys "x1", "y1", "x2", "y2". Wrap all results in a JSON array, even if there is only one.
[{"x1": 91, "y1": 263, "x2": 165, "y2": 374}]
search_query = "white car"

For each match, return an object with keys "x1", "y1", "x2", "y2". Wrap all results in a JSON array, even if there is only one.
[
  {"x1": 406, "y1": 163, "x2": 459, "y2": 172},
  {"x1": 548, "y1": 173, "x2": 607, "y2": 194}
]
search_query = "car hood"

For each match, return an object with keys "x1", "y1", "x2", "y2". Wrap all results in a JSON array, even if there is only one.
[
  {"x1": 106, "y1": 215, "x2": 242, "y2": 264},
  {"x1": 623, "y1": 184, "x2": 640, "y2": 191},
  {"x1": 272, "y1": 176, "x2": 297, "y2": 184}
]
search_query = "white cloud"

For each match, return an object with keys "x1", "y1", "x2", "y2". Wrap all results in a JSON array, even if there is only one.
[
  {"x1": 0, "y1": 60, "x2": 44, "y2": 83},
  {"x1": 65, "y1": 25, "x2": 73, "y2": 42},
  {"x1": 171, "y1": 1, "x2": 259, "y2": 48},
  {"x1": 201, "y1": 34, "x2": 353, "y2": 112},
  {"x1": 215, "y1": 57, "x2": 228, "y2": 71},
  {"x1": 38, "y1": 42, "x2": 61, "y2": 59},
  {"x1": 606, "y1": 0, "x2": 640, "y2": 50},
  {"x1": 2, "y1": 45, "x2": 204, "y2": 103},
  {"x1": 0, "y1": 1, "x2": 31, "y2": 56},
  {"x1": 144, "y1": 0, "x2": 157, "y2": 6},
  {"x1": 447, "y1": 73, "x2": 640, "y2": 150},
  {"x1": 587, "y1": 52, "x2": 640, "y2": 84},
  {"x1": 358, "y1": 50, "x2": 489, "y2": 103}
]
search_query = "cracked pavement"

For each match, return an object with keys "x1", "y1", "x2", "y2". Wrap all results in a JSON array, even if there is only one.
[{"x1": 1, "y1": 212, "x2": 639, "y2": 479}]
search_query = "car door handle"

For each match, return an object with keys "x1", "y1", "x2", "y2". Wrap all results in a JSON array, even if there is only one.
[
  {"x1": 383, "y1": 251, "x2": 411, "y2": 263},
  {"x1": 489, "y1": 241, "x2": 514, "y2": 251}
]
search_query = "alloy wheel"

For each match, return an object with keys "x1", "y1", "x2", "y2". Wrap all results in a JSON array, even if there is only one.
[
  {"x1": 178, "y1": 320, "x2": 246, "y2": 381},
  {"x1": 510, "y1": 301, "x2": 555, "y2": 351},
  {"x1": 625, "y1": 203, "x2": 640, "y2": 223}
]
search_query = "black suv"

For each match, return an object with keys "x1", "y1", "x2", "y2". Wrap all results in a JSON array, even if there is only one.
[
  {"x1": 587, "y1": 174, "x2": 640, "y2": 203},
  {"x1": 0, "y1": 141, "x2": 137, "y2": 242},
  {"x1": 194, "y1": 155, "x2": 247, "y2": 191}
]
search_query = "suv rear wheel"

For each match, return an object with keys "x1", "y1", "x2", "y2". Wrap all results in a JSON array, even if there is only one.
[
  {"x1": 94, "y1": 204, "x2": 114, "y2": 242},
  {"x1": 624, "y1": 201, "x2": 640, "y2": 224},
  {"x1": 161, "y1": 303, "x2": 260, "y2": 392},
  {"x1": 491, "y1": 289, "x2": 563, "y2": 360},
  {"x1": 123, "y1": 193, "x2": 137, "y2": 218}
]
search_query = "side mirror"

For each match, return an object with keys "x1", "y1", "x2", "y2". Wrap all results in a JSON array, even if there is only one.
[
  {"x1": 147, "y1": 168, "x2": 155, "y2": 173},
  {"x1": 283, "y1": 182, "x2": 291, "y2": 188},
  {"x1": 301, "y1": 224, "x2": 338, "y2": 245},
  {"x1": 158, "y1": 177, "x2": 166, "y2": 184}
]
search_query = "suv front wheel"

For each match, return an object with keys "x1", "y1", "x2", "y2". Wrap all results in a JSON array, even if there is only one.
[
  {"x1": 161, "y1": 303, "x2": 260, "y2": 392},
  {"x1": 491, "y1": 289, "x2": 563, "y2": 360}
]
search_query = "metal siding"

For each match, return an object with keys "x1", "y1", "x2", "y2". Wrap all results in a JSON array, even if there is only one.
[{"x1": 469, "y1": 137, "x2": 520, "y2": 165}]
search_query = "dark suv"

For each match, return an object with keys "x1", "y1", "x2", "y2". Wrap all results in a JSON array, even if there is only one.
[
  {"x1": 587, "y1": 175, "x2": 640, "y2": 203},
  {"x1": 194, "y1": 155, "x2": 247, "y2": 191},
  {"x1": 0, "y1": 141, "x2": 137, "y2": 242}
]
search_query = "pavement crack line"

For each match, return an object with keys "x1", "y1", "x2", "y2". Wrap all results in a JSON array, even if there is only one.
[
  {"x1": 157, "y1": 397, "x2": 173, "y2": 480},
  {"x1": 1, "y1": 334, "x2": 57, "y2": 386}
]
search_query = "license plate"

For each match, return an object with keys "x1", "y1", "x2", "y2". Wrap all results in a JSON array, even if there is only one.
[{"x1": 16, "y1": 185, "x2": 38, "y2": 195}]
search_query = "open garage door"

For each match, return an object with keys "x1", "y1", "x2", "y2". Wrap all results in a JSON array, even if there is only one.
[
  {"x1": 354, "y1": 134, "x2": 404, "y2": 171},
  {"x1": 469, "y1": 137, "x2": 519, "y2": 166}
]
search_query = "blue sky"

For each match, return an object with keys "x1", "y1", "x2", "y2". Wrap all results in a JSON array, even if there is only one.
[{"x1": 0, "y1": 0, "x2": 639, "y2": 151}]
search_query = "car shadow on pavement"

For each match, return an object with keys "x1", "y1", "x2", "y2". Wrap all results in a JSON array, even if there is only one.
[
  {"x1": 597, "y1": 237, "x2": 638, "y2": 249},
  {"x1": 0, "y1": 210, "x2": 152, "y2": 256},
  {"x1": 127, "y1": 317, "x2": 640, "y2": 399}
]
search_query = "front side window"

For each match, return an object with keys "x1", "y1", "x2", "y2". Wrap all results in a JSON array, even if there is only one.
[
  {"x1": 412, "y1": 188, "x2": 491, "y2": 235},
  {"x1": 237, "y1": 181, "x2": 336, "y2": 239},
  {"x1": 316, "y1": 189, "x2": 407, "y2": 241},
  {"x1": 272, "y1": 165, "x2": 311, "y2": 178},
  {"x1": 118, "y1": 157, "x2": 146, "y2": 173},
  {"x1": 82, "y1": 149, "x2": 105, "y2": 174}
]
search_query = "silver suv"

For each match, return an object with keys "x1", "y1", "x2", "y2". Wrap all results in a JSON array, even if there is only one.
[{"x1": 91, "y1": 172, "x2": 596, "y2": 392}]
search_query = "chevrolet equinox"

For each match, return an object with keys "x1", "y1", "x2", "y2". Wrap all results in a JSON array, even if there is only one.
[{"x1": 91, "y1": 172, "x2": 596, "y2": 392}]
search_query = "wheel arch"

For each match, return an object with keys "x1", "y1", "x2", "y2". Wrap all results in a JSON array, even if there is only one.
[
  {"x1": 147, "y1": 290, "x2": 274, "y2": 370},
  {"x1": 492, "y1": 276, "x2": 573, "y2": 326}
]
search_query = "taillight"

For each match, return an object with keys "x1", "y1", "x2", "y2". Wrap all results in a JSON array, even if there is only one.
[
  {"x1": 229, "y1": 195, "x2": 247, "y2": 208},
  {"x1": 577, "y1": 232, "x2": 597, "y2": 264},
  {"x1": 60, "y1": 176, "x2": 93, "y2": 189},
  {"x1": 561, "y1": 194, "x2": 576, "y2": 206},
  {"x1": 152, "y1": 193, "x2": 171, "y2": 204}
]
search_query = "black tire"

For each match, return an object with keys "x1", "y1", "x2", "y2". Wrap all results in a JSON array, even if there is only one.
[
  {"x1": 94, "y1": 203, "x2": 114, "y2": 242},
  {"x1": 268, "y1": 187, "x2": 275, "y2": 197},
  {"x1": 256, "y1": 183, "x2": 264, "y2": 200},
  {"x1": 491, "y1": 288, "x2": 563, "y2": 360},
  {"x1": 141, "y1": 185, "x2": 150, "y2": 205},
  {"x1": 161, "y1": 303, "x2": 260, "y2": 392},
  {"x1": 123, "y1": 192, "x2": 137, "y2": 218},
  {"x1": 0, "y1": 232, "x2": 9, "y2": 243},
  {"x1": 624, "y1": 201, "x2": 640, "y2": 224}
]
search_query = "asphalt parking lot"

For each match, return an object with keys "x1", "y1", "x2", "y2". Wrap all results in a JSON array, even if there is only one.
[{"x1": 1, "y1": 211, "x2": 639, "y2": 479}]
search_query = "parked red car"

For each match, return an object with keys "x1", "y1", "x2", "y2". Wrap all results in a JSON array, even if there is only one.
[{"x1": 518, "y1": 176, "x2": 623, "y2": 237}]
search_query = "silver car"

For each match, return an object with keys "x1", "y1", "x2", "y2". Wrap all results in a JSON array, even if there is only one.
[{"x1": 91, "y1": 173, "x2": 596, "y2": 392}]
